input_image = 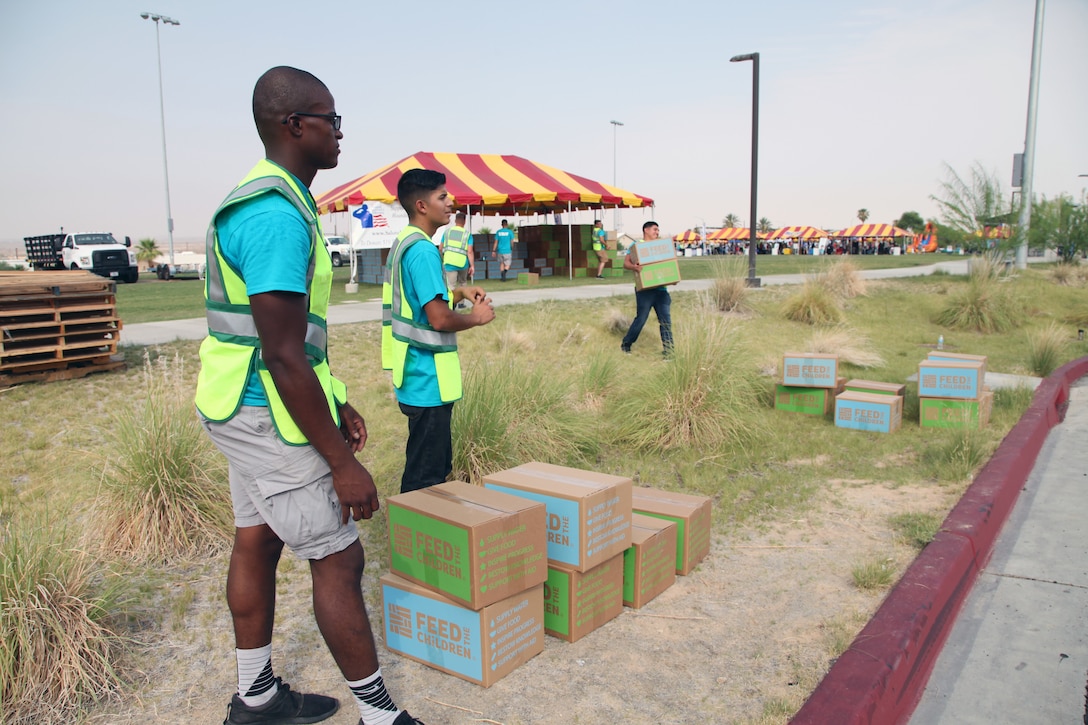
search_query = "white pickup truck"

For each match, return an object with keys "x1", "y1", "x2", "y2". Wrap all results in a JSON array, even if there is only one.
[
  {"x1": 325, "y1": 235, "x2": 352, "y2": 267},
  {"x1": 24, "y1": 232, "x2": 140, "y2": 283}
]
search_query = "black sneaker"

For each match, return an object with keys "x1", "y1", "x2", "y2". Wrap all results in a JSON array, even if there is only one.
[
  {"x1": 359, "y1": 712, "x2": 425, "y2": 725},
  {"x1": 224, "y1": 679, "x2": 339, "y2": 725},
  {"x1": 596, "y1": 274, "x2": 605, "y2": 279},
  {"x1": 620, "y1": 343, "x2": 631, "y2": 355}
]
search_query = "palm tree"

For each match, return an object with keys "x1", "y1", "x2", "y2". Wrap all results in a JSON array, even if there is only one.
[
  {"x1": 857, "y1": 208, "x2": 870, "y2": 223},
  {"x1": 136, "y1": 238, "x2": 162, "y2": 271},
  {"x1": 757, "y1": 217, "x2": 774, "y2": 235},
  {"x1": 722, "y1": 213, "x2": 741, "y2": 228}
]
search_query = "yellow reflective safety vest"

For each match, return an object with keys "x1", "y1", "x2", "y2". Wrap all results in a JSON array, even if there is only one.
[
  {"x1": 592, "y1": 226, "x2": 605, "y2": 251},
  {"x1": 195, "y1": 159, "x2": 347, "y2": 445},
  {"x1": 441, "y1": 226, "x2": 471, "y2": 269},
  {"x1": 381, "y1": 226, "x2": 462, "y2": 403}
]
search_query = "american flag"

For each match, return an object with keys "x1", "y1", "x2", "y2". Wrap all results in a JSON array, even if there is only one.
[{"x1": 372, "y1": 213, "x2": 388, "y2": 228}]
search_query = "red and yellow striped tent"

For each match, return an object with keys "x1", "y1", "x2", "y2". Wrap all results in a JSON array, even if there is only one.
[
  {"x1": 836, "y1": 224, "x2": 912, "y2": 238},
  {"x1": 313, "y1": 151, "x2": 654, "y2": 216},
  {"x1": 709, "y1": 227, "x2": 764, "y2": 241},
  {"x1": 766, "y1": 226, "x2": 829, "y2": 240},
  {"x1": 673, "y1": 230, "x2": 701, "y2": 242}
]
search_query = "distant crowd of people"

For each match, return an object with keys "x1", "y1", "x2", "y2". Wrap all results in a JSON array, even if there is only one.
[{"x1": 674, "y1": 239, "x2": 902, "y2": 256}]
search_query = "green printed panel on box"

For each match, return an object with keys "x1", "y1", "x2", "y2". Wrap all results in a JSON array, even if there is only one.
[
  {"x1": 920, "y1": 398, "x2": 985, "y2": 429},
  {"x1": 635, "y1": 259, "x2": 681, "y2": 290},
  {"x1": 573, "y1": 267, "x2": 587, "y2": 278},
  {"x1": 634, "y1": 512, "x2": 687, "y2": 572},
  {"x1": 389, "y1": 507, "x2": 471, "y2": 604},
  {"x1": 774, "y1": 385, "x2": 832, "y2": 415},
  {"x1": 543, "y1": 567, "x2": 571, "y2": 636}
]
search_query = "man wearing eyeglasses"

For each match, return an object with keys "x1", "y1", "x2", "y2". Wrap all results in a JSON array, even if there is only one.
[{"x1": 197, "y1": 66, "x2": 423, "y2": 725}]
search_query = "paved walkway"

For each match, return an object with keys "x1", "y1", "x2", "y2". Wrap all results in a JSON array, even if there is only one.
[
  {"x1": 121, "y1": 259, "x2": 976, "y2": 346},
  {"x1": 910, "y1": 377, "x2": 1088, "y2": 724}
]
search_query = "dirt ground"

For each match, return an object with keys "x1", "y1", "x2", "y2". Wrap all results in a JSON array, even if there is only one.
[{"x1": 85, "y1": 480, "x2": 955, "y2": 725}]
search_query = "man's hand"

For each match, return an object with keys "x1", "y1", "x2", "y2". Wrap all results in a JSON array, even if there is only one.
[
  {"x1": 468, "y1": 296, "x2": 495, "y2": 325},
  {"x1": 454, "y1": 286, "x2": 487, "y2": 305},
  {"x1": 338, "y1": 402, "x2": 367, "y2": 453},
  {"x1": 330, "y1": 458, "x2": 380, "y2": 523}
]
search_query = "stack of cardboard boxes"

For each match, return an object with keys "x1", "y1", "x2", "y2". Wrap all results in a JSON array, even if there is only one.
[
  {"x1": 380, "y1": 481, "x2": 549, "y2": 686},
  {"x1": 627, "y1": 238, "x2": 681, "y2": 291},
  {"x1": 918, "y1": 352, "x2": 993, "y2": 429},
  {"x1": 515, "y1": 225, "x2": 623, "y2": 279},
  {"x1": 775, "y1": 353, "x2": 845, "y2": 416}
]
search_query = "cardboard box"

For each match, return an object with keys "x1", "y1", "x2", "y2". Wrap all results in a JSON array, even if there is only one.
[
  {"x1": 634, "y1": 258, "x2": 682, "y2": 291},
  {"x1": 517, "y1": 272, "x2": 539, "y2": 285},
  {"x1": 920, "y1": 389, "x2": 994, "y2": 429},
  {"x1": 774, "y1": 378, "x2": 846, "y2": 415},
  {"x1": 483, "y1": 463, "x2": 632, "y2": 572},
  {"x1": 388, "y1": 481, "x2": 547, "y2": 610},
  {"x1": 927, "y1": 351, "x2": 988, "y2": 376},
  {"x1": 623, "y1": 514, "x2": 678, "y2": 609},
  {"x1": 781, "y1": 353, "x2": 839, "y2": 388},
  {"x1": 381, "y1": 574, "x2": 544, "y2": 687},
  {"x1": 917, "y1": 360, "x2": 986, "y2": 399},
  {"x1": 835, "y1": 390, "x2": 903, "y2": 433},
  {"x1": 629, "y1": 239, "x2": 677, "y2": 265},
  {"x1": 544, "y1": 555, "x2": 624, "y2": 642},
  {"x1": 631, "y1": 487, "x2": 712, "y2": 575},
  {"x1": 844, "y1": 379, "x2": 906, "y2": 397}
]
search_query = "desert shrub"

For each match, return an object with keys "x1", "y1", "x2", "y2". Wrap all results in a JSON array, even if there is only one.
[
  {"x1": 806, "y1": 327, "x2": 885, "y2": 368},
  {"x1": 709, "y1": 257, "x2": 750, "y2": 312},
  {"x1": 889, "y1": 511, "x2": 943, "y2": 550},
  {"x1": 934, "y1": 276, "x2": 1024, "y2": 333},
  {"x1": 90, "y1": 353, "x2": 232, "y2": 562},
  {"x1": 1049, "y1": 264, "x2": 1079, "y2": 286},
  {"x1": 818, "y1": 258, "x2": 866, "y2": 299},
  {"x1": 0, "y1": 515, "x2": 125, "y2": 724},
  {"x1": 452, "y1": 357, "x2": 597, "y2": 482},
  {"x1": 782, "y1": 280, "x2": 844, "y2": 325},
  {"x1": 993, "y1": 385, "x2": 1035, "y2": 414},
  {"x1": 603, "y1": 308, "x2": 631, "y2": 335},
  {"x1": 967, "y1": 249, "x2": 1008, "y2": 282},
  {"x1": 921, "y1": 430, "x2": 989, "y2": 482},
  {"x1": 1026, "y1": 323, "x2": 1068, "y2": 377},
  {"x1": 609, "y1": 317, "x2": 767, "y2": 452}
]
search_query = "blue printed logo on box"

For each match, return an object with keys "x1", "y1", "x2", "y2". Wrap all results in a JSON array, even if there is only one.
[
  {"x1": 918, "y1": 362, "x2": 983, "y2": 399},
  {"x1": 484, "y1": 484, "x2": 581, "y2": 566},
  {"x1": 383, "y1": 583, "x2": 481, "y2": 681}
]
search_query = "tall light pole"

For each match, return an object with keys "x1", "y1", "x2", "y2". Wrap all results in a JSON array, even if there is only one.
[
  {"x1": 610, "y1": 120, "x2": 624, "y2": 232},
  {"x1": 141, "y1": 11, "x2": 180, "y2": 266},
  {"x1": 731, "y1": 52, "x2": 760, "y2": 287},
  {"x1": 1015, "y1": 0, "x2": 1045, "y2": 270}
]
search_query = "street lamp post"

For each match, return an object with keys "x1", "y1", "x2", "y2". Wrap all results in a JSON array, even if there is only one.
[
  {"x1": 140, "y1": 11, "x2": 180, "y2": 267},
  {"x1": 730, "y1": 52, "x2": 760, "y2": 287},
  {"x1": 610, "y1": 120, "x2": 623, "y2": 232}
]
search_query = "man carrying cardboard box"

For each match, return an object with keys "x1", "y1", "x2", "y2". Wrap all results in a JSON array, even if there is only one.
[{"x1": 621, "y1": 221, "x2": 674, "y2": 356}]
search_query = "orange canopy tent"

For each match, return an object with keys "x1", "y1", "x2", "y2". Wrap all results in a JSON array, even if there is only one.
[
  {"x1": 766, "y1": 226, "x2": 828, "y2": 240},
  {"x1": 709, "y1": 227, "x2": 764, "y2": 241},
  {"x1": 672, "y1": 230, "x2": 701, "y2": 242},
  {"x1": 835, "y1": 224, "x2": 912, "y2": 238},
  {"x1": 313, "y1": 151, "x2": 654, "y2": 216}
]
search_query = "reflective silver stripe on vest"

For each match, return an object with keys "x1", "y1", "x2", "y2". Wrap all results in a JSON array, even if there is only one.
[
  {"x1": 388, "y1": 231, "x2": 457, "y2": 347},
  {"x1": 206, "y1": 176, "x2": 319, "y2": 305},
  {"x1": 446, "y1": 227, "x2": 467, "y2": 248},
  {"x1": 206, "y1": 308, "x2": 327, "y2": 351}
]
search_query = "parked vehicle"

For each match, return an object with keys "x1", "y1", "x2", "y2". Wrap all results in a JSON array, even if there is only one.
[
  {"x1": 24, "y1": 232, "x2": 140, "y2": 283},
  {"x1": 153, "y1": 251, "x2": 206, "y2": 280},
  {"x1": 325, "y1": 235, "x2": 352, "y2": 267}
]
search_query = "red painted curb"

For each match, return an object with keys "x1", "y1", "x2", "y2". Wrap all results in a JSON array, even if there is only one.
[{"x1": 791, "y1": 356, "x2": 1088, "y2": 725}]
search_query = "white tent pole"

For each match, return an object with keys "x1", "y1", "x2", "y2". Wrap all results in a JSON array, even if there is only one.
[{"x1": 567, "y1": 201, "x2": 573, "y2": 281}]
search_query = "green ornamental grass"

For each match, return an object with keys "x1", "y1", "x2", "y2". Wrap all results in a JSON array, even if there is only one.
[
  {"x1": 782, "y1": 280, "x2": 845, "y2": 326},
  {"x1": 1026, "y1": 323, "x2": 1068, "y2": 378}
]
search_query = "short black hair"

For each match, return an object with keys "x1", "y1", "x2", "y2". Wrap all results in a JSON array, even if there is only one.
[
  {"x1": 594, "y1": 219, "x2": 603, "y2": 225},
  {"x1": 252, "y1": 66, "x2": 328, "y2": 142},
  {"x1": 501, "y1": 219, "x2": 509, "y2": 226},
  {"x1": 643, "y1": 220, "x2": 659, "y2": 233},
  {"x1": 397, "y1": 169, "x2": 446, "y2": 214},
  {"x1": 455, "y1": 212, "x2": 466, "y2": 222}
]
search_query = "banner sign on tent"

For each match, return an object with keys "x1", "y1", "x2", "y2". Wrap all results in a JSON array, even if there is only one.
[{"x1": 350, "y1": 201, "x2": 409, "y2": 250}]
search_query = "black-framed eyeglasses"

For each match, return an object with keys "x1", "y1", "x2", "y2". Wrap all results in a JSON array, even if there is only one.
[{"x1": 282, "y1": 112, "x2": 342, "y2": 131}]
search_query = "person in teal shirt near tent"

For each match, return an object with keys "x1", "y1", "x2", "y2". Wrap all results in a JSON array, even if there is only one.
[
  {"x1": 492, "y1": 219, "x2": 515, "y2": 281},
  {"x1": 593, "y1": 219, "x2": 609, "y2": 278}
]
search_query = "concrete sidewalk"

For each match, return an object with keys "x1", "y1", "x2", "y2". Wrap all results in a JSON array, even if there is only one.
[
  {"x1": 120, "y1": 258, "x2": 974, "y2": 347},
  {"x1": 910, "y1": 378, "x2": 1088, "y2": 724}
]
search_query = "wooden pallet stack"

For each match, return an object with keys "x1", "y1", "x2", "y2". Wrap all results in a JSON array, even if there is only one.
[{"x1": 0, "y1": 271, "x2": 125, "y2": 387}]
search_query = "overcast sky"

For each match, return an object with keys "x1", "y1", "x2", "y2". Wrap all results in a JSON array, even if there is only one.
[{"x1": 1, "y1": 0, "x2": 1085, "y2": 254}]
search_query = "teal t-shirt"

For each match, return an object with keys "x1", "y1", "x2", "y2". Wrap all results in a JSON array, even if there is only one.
[
  {"x1": 215, "y1": 179, "x2": 315, "y2": 406},
  {"x1": 593, "y1": 227, "x2": 606, "y2": 250},
  {"x1": 495, "y1": 227, "x2": 514, "y2": 255},
  {"x1": 395, "y1": 233, "x2": 452, "y2": 407}
]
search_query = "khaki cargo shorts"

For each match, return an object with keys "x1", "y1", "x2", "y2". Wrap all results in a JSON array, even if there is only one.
[
  {"x1": 595, "y1": 248, "x2": 609, "y2": 263},
  {"x1": 200, "y1": 406, "x2": 359, "y2": 560}
]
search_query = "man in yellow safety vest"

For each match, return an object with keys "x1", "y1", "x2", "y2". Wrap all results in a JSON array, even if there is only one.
[
  {"x1": 382, "y1": 169, "x2": 495, "y2": 493},
  {"x1": 439, "y1": 211, "x2": 474, "y2": 292},
  {"x1": 196, "y1": 66, "x2": 423, "y2": 725}
]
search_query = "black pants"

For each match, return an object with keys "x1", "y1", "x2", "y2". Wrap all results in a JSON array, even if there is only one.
[{"x1": 399, "y1": 402, "x2": 454, "y2": 493}]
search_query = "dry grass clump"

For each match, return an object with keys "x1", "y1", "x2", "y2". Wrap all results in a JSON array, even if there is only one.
[
  {"x1": 709, "y1": 257, "x2": 751, "y2": 312},
  {"x1": 1048, "y1": 264, "x2": 1080, "y2": 286},
  {"x1": 1026, "y1": 323, "x2": 1068, "y2": 377},
  {"x1": 452, "y1": 357, "x2": 597, "y2": 482},
  {"x1": 496, "y1": 324, "x2": 537, "y2": 353},
  {"x1": 603, "y1": 308, "x2": 631, "y2": 335},
  {"x1": 782, "y1": 280, "x2": 845, "y2": 326},
  {"x1": 90, "y1": 353, "x2": 232, "y2": 563},
  {"x1": 806, "y1": 327, "x2": 885, "y2": 368},
  {"x1": 1, "y1": 515, "x2": 125, "y2": 724},
  {"x1": 818, "y1": 258, "x2": 867, "y2": 299},
  {"x1": 609, "y1": 317, "x2": 767, "y2": 451},
  {"x1": 967, "y1": 249, "x2": 1009, "y2": 282},
  {"x1": 935, "y1": 273, "x2": 1024, "y2": 334}
]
